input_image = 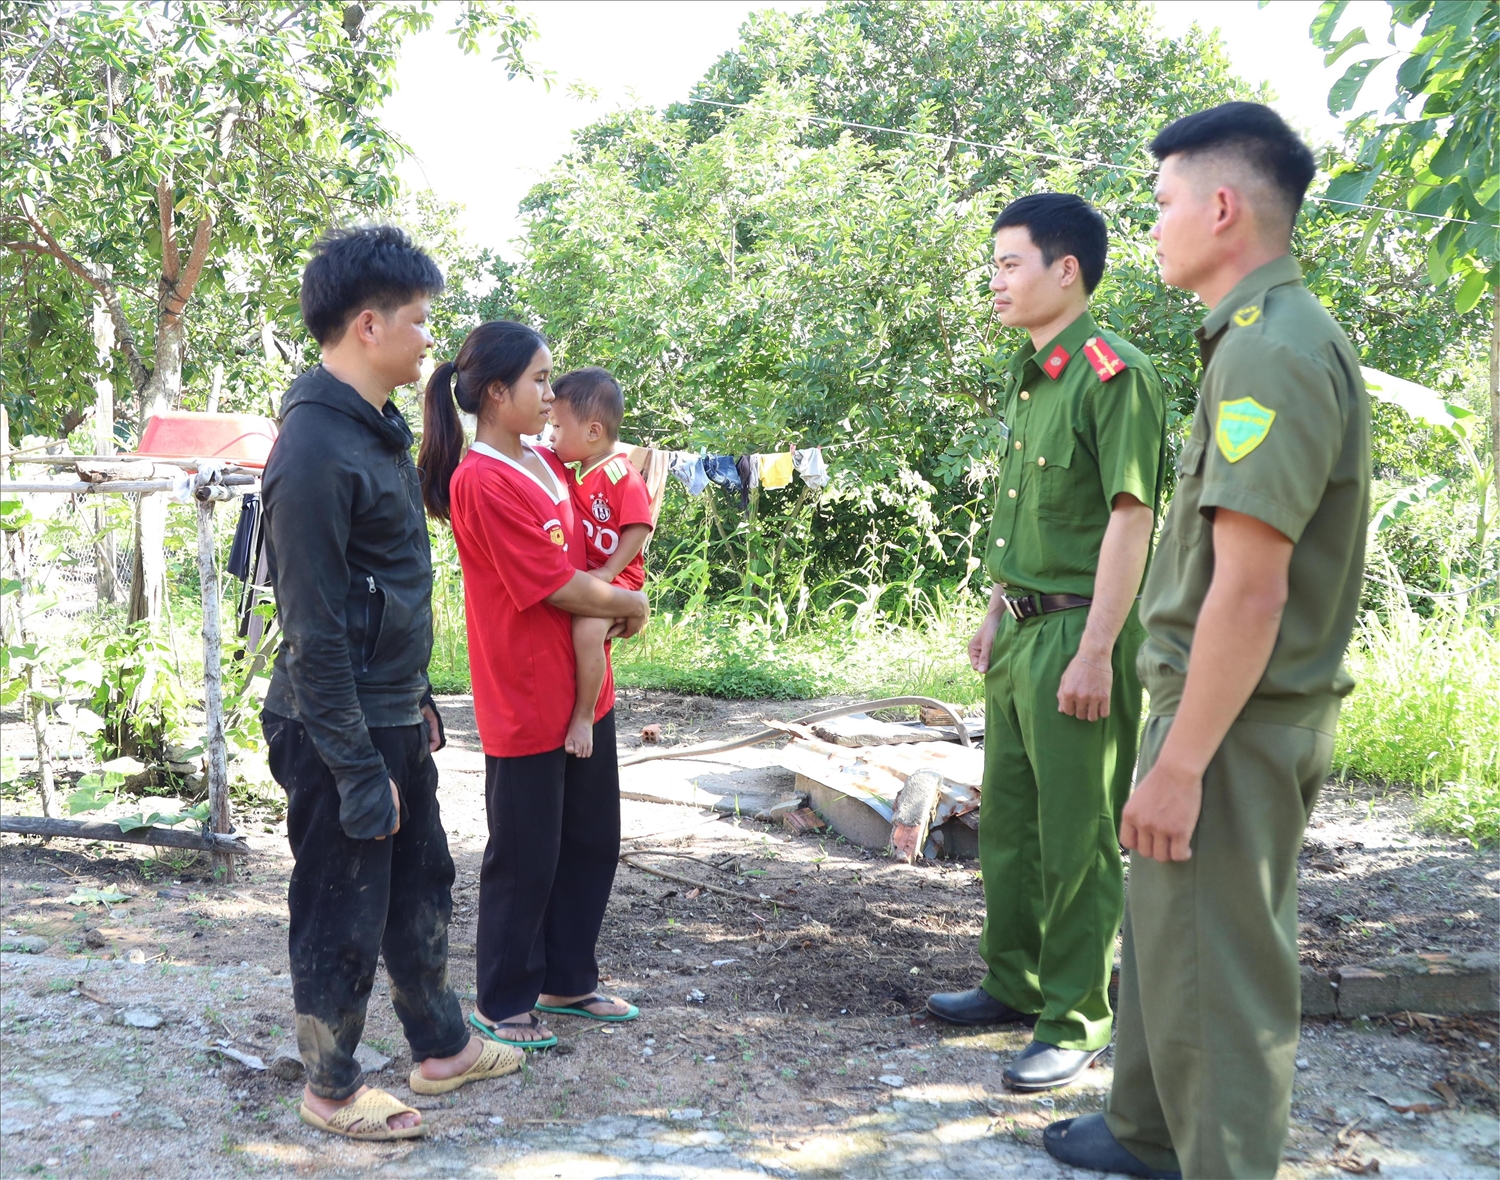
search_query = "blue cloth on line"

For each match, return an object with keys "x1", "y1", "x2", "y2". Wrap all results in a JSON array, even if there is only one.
[
  {"x1": 671, "y1": 452, "x2": 709, "y2": 495},
  {"x1": 703, "y1": 454, "x2": 742, "y2": 491}
]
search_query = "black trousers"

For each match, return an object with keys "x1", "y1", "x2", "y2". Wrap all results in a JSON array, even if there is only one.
[
  {"x1": 264, "y1": 711, "x2": 469, "y2": 1100},
  {"x1": 477, "y1": 708, "x2": 621, "y2": 1021}
]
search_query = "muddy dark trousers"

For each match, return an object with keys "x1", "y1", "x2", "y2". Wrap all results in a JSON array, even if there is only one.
[
  {"x1": 263, "y1": 711, "x2": 468, "y2": 1100},
  {"x1": 976, "y1": 605, "x2": 1143, "y2": 1052},
  {"x1": 1105, "y1": 713, "x2": 1334, "y2": 1178},
  {"x1": 477, "y1": 709, "x2": 620, "y2": 1022}
]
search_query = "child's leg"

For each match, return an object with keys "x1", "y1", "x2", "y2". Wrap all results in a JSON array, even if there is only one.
[{"x1": 567, "y1": 615, "x2": 611, "y2": 758}]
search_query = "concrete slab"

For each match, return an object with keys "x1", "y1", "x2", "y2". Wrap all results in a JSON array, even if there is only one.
[{"x1": 618, "y1": 746, "x2": 798, "y2": 819}]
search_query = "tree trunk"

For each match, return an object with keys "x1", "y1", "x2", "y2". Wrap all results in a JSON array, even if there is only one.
[
  {"x1": 197, "y1": 495, "x2": 234, "y2": 882},
  {"x1": 1490, "y1": 284, "x2": 1498, "y2": 500}
]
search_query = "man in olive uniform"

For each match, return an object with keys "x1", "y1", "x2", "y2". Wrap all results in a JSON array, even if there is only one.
[
  {"x1": 925, "y1": 193, "x2": 1167, "y2": 1091},
  {"x1": 1044, "y1": 105, "x2": 1370, "y2": 1179}
]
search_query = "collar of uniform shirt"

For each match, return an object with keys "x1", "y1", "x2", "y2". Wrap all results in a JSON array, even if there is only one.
[
  {"x1": 1004, "y1": 309, "x2": 1103, "y2": 384},
  {"x1": 1198, "y1": 255, "x2": 1304, "y2": 341}
]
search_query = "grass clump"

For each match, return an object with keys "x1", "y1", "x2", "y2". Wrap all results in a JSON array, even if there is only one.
[{"x1": 1336, "y1": 603, "x2": 1500, "y2": 845}]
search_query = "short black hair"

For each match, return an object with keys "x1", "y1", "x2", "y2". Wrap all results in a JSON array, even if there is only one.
[
  {"x1": 992, "y1": 194, "x2": 1108, "y2": 294},
  {"x1": 300, "y1": 224, "x2": 445, "y2": 345},
  {"x1": 553, "y1": 367, "x2": 624, "y2": 441},
  {"x1": 1149, "y1": 102, "x2": 1316, "y2": 227}
]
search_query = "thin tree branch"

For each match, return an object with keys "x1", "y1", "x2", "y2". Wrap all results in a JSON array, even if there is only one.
[{"x1": 12, "y1": 199, "x2": 150, "y2": 392}]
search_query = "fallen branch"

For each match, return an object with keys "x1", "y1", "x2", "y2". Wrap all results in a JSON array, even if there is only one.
[
  {"x1": 619, "y1": 853, "x2": 800, "y2": 910},
  {"x1": 1, "y1": 815, "x2": 250, "y2": 855}
]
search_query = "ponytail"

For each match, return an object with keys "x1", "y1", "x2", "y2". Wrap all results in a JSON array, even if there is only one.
[
  {"x1": 419, "y1": 360, "x2": 464, "y2": 522},
  {"x1": 417, "y1": 320, "x2": 548, "y2": 523}
]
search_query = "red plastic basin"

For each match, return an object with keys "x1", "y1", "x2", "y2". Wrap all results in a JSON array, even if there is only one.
[{"x1": 135, "y1": 411, "x2": 278, "y2": 469}]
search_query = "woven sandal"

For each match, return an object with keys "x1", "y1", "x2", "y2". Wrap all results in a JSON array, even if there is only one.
[
  {"x1": 468, "y1": 1010, "x2": 558, "y2": 1051},
  {"x1": 298, "y1": 1087, "x2": 424, "y2": 1141},
  {"x1": 409, "y1": 1038, "x2": 523, "y2": 1095},
  {"x1": 534, "y1": 993, "x2": 639, "y2": 1022}
]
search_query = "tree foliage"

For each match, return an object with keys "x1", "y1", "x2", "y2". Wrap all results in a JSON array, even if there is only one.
[
  {"x1": 1313, "y1": 0, "x2": 1497, "y2": 309},
  {"x1": 0, "y1": 0, "x2": 538, "y2": 441},
  {"x1": 514, "y1": 0, "x2": 1486, "y2": 611}
]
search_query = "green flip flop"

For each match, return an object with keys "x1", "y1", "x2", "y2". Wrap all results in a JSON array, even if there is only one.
[
  {"x1": 534, "y1": 994, "x2": 640, "y2": 1023},
  {"x1": 468, "y1": 1011, "x2": 558, "y2": 1051}
]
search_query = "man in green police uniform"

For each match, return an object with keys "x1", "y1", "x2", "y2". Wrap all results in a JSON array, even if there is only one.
[
  {"x1": 1044, "y1": 104, "x2": 1370, "y2": 1179},
  {"x1": 925, "y1": 194, "x2": 1167, "y2": 1092}
]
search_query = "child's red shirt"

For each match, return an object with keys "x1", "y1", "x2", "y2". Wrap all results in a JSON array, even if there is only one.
[{"x1": 557, "y1": 448, "x2": 653, "y2": 591}]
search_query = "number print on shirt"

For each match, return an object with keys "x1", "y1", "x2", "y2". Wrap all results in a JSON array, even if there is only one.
[{"x1": 582, "y1": 517, "x2": 620, "y2": 555}]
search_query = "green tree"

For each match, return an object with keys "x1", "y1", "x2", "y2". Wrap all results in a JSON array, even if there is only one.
[
  {"x1": 1311, "y1": 0, "x2": 1498, "y2": 476},
  {"x1": 0, "y1": 0, "x2": 537, "y2": 617}
]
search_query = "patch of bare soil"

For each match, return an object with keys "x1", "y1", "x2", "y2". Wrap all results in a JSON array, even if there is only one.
[{"x1": 1, "y1": 689, "x2": 1496, "y2": 1179}]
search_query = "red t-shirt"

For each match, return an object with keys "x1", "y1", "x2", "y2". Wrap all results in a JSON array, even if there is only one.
[
  {"x1": 556, "y1": 448, "x2": 653, "y2": 592},
  {"x1": 449, "y1": 442, "x2": 615, "y2": 758}
]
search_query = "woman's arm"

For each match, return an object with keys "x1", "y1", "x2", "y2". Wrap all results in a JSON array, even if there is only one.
[{"x1": 546, "y1": 571, "x2": 650, "y2": 637}]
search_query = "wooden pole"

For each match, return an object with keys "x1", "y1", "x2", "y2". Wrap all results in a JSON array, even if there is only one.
[
  {"x1": 0, "y1": 814, "x2": 249, "y2": 854},
  {"x1": 93, "y1": 299, "x2": 118, "y2": 604},
  {"x1": 196, "y1": 492, "x2": 233, "y2": 881}
]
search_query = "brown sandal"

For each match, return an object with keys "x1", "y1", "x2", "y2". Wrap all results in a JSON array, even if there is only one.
[
  {"x1": 298, "y1": 1087, "x2": 424, "y2": 1140},
  {"x1": 409, "y1": 1038, "x2": 523, "y2": 1095}
]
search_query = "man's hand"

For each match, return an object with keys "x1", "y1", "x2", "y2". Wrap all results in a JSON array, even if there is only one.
[
  {"x1": 421, "y1": 703, "x2": 444, "y2": 753},
  {"x1": 615, "y1": 590, "x2": 649, "y2": 639},
  {"x1": 374, "y1": 779, "x2": 401, "y2": 841},
  {"x1": 969, "y1": 612, "x2": 1001, "y2": 673},
  {"x1": 1057, "y1": 648, "x2": 1112, "y2": 721},
  {"x1": 1120, "y1": 760, "x2": 1200, "y2": 862}
]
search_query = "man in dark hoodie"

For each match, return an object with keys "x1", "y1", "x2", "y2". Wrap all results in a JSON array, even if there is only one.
[{"x1": 261, "y1": 225, "x2": 520, "y2": 1140}]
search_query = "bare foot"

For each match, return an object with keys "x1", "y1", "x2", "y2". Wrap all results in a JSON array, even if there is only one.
[
  {"x1": 417, "y1": 1034, "x2": 484, "y2": 1082},
  {"x1": 474, "y1": 1010, "x2": 554, "y2": 1044},
  {"x1": 538, "y1": 992, "x2": 633, "y2": 1017},
  {"x1": 564, "y1": 714, "x2": 594, "y2": 758},
  {"x1": 302, "y1": 1084, "x2": 420, "y2": 1132}
]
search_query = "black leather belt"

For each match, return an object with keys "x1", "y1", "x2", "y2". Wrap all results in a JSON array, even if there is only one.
[{"x1": 1003, "y1": 592, "x2": 1092, "y2": 621}]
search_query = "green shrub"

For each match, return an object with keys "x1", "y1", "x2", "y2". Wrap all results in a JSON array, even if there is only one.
[{"x1": 1336, "y1": 603, "x2": 1500, "y2": 844}]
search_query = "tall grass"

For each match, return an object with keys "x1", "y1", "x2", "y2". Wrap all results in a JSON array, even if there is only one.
[{"x1": 1335, "y1": 601, "x2": 1500, "y2": 844}]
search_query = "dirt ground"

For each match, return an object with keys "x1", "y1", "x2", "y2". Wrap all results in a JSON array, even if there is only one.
[{"x1": 1, "y1": 688, "x2": 1497, "y2": 1178}]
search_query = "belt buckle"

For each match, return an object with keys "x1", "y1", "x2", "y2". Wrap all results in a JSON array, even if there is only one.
[{"x1": 1004, "y1": 594, "x2": 1037, "y2": 621}]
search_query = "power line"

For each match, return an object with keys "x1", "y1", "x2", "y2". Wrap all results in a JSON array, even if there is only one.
[{"x1": 690, "y1": 97, "x2": 1487, "y2": 229}]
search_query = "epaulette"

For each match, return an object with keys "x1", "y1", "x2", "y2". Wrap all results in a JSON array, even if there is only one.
[
  {"x1": 1230, "y1": 304, "x2": 1262, "y2": 329},
  {"x1": 1082, "y1": 335, "x2": 1128, "y2": 382}
]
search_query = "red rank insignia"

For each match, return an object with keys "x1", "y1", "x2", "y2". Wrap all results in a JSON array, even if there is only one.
[
  {"x1": 1042, "y1": 344, "x2": 1070, "y2": 378},
  {"x1": 1083, "y1": 335, "x2": 1126, "y2": 381}
]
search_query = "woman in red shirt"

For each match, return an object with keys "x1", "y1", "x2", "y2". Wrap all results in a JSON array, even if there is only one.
[{"x1": 420, "y1": 320, "x2": 649, "y2": 1049}]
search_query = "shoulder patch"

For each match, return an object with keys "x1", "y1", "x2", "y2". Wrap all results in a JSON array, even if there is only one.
[
  {"x1": 1215, "y1": 397, "x2": 1276, "y2": 462},
  {"x1": 1232, "y1": 304, "x2": 1261, "y2": 328},
  {"x1": 604, "y1": 456, "x2": 630, "y2": 484},
  {"x1": 1041, "y1": 344, "x2": 1070, "y2": 379},
  {"x1": 1082, "y1": 335, "x2": 1127, "y2": 382}
]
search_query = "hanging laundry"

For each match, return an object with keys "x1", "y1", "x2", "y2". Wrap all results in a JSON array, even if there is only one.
[
  {"x1": 794, "y1": 446, "x2": 830, "y2": 490},
  {"x1": 625, "y1": 445, "x2": 673, "y2": 527},
  {"x1": 735, "y1": 455, "x2": 755, "y2": 511},
  {"x1": 670, "y1": 451, "x2": 709, "y2": 496},
  {"x1": 755, "y1": 451, "x2": 795, "y2": 489},
  {"x1": 703, "y1": 454, "x2": 743, "y2": 492}
]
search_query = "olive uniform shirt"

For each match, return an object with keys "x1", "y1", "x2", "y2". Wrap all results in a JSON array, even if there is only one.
[
  {"x1": 1136, "y1": 256, "x2": 1370, "y2": 732},
  {"x1": 984, "y1": 311, "x2": 1168, "y2": 597}
]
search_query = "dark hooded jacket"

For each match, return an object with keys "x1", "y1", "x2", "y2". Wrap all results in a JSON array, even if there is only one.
[{"x1": 261, "y1": 365, "x2": 439, "y2": 839}]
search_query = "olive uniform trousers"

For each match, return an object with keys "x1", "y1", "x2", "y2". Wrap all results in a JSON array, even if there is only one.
[
  {"x1": 977, "y1": 604, "x2": 1144, "y2": 1052},
  {"x1": 1106, "y1": 712, "x2": 1334, "y2": 1179}
]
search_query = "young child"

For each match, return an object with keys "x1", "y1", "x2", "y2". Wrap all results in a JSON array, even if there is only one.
[{"x1": 546, "y1": 367, "x2": 652, "y2": 758}]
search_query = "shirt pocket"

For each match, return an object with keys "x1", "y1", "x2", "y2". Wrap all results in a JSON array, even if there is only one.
[
  {"x1": 1166, "y1": 435, "x2": 1207, "y2": 546},
  {"x1": 1025, "y1": 431, "x2": 1077, "y2": 520}
]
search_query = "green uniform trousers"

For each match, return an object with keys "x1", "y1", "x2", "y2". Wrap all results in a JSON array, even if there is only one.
[
  {"x1": 977, "y1": 605, "x2": 1143, "y2": 1051},
  {"x1": 1106, "y1": 712, "x2": 1334, "y2": 1179}
]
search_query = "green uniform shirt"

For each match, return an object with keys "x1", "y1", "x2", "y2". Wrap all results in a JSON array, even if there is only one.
[
  {"x1": 984, "y1": 311, "x2": 1168, "y2": 598},
  {"x1": 1137, "y1": 256, "x2": 1371, "y2": 730}
]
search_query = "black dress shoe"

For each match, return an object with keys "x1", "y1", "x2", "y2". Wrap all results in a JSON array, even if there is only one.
[
  {"x1": 1001, "y1": 1038, "x2": 1105, "y2": 1091},
  {"x1": 1043, "y1": 1114, "x2": 1181, "y2": 1179},
  {"x1": 924, "y1": 987, "x2": 1037, "y2": 1026}
]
